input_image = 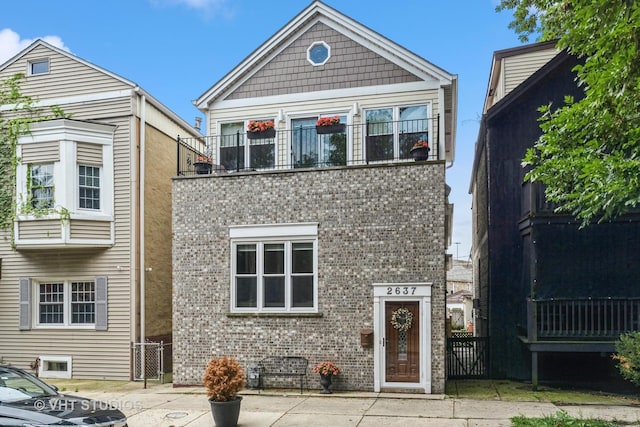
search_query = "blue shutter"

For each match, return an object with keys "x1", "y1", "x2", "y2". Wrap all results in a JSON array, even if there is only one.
[
  {"x1": 19, "y1": 278, "x2": 31, "y2": 330},
  {"x1": 95, "y1": 276, "x2": 108, "y2": 330}
]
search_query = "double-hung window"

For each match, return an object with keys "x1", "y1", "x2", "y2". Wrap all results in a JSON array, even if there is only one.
[
  {"x1": 230, "y1": 224, "x2": 317, "y2": 313},
  {"x1": 78, "y1": 165, "x2": 100, "y2": 210},
  {"x1": 220, "y1": 120, "x2": 275, "y2": 171},
  {"x1": 37, "y1": 280, "x2": 96, "y2": 326},
  {"x1": 292, "y1": 115, "x2": 347, "y2": 168},
  {"x1": 365, "y1": 104, "x2": 430, "y2": 161},
  {"x1": 30, "y1": 163, "x2": 54, "y2": 209}
]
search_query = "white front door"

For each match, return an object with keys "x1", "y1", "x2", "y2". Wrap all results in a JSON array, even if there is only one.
[{"x1": 372, "y1": 283, "x2": 432, "y2": 393}]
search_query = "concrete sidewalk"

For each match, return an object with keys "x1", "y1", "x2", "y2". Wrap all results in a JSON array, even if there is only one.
[{"x1": 75, "y1": 384, "x2": 640, "y2": 427}]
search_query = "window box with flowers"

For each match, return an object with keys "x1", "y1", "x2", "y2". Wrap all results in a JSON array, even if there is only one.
[
  {"x1": 315, "y1": 116, "x2": 345, "y2": 134},
  {"x1": 194, "y1": 155, "x2": 213, "y2": 174},
  {"x1": 409, "y1": 139, "x2": 430, "y2": 161},
  {"x1": 246, "y1": 120, "x2": 276, "y2": 139},
  {"x1": 312, "y1": 360, "x2": 341, "y2": 394}
]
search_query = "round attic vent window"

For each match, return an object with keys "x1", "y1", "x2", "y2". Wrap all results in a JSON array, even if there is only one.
[{"x1": 307, "y1": 41, "x2": 330, "y2": 66}]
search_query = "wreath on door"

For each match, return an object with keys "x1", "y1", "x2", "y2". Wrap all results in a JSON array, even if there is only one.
[{"x1": 390, "y1": 307, "x2": 413, "y2": 332}]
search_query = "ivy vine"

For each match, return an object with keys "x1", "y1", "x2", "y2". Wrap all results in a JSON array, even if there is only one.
[{"x1": 0, "y1": 73, "x2": 70, "y2": 243}]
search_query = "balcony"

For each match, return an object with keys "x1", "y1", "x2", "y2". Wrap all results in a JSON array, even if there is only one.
[
  {"x1": 522, "y1": 297, "x2": 640, "y2": 352},
  {"x1": 176, "y1": 118, "x2": 441, "y2": 176}
]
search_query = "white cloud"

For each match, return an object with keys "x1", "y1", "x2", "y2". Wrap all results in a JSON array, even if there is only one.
[
  {"x1": 150, "y1": 0, "x2": 233, "y2": 19},
  {"x1": 0, "y1": 29, "x2": 71, "y2": 64}
]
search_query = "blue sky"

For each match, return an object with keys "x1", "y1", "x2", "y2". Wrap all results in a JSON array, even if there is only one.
[{"x1": 0, "y1": 0, "x2": 526, "y2": 261}]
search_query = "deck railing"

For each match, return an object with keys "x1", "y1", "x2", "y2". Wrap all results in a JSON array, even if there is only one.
[
  {"x1": 527, "y1": 297, "x2": 640, "y2": 341},
  {"x1": 176, "y1": 117, "x2": 440, "y2": 176}
]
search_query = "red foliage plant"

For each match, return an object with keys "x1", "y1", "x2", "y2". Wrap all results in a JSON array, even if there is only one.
[{"x1": 202, "y1": 356, "x2": 246, "y2": 401}]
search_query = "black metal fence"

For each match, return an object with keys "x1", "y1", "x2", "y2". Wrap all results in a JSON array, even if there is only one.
[
  {"x1": 176, "y1": 117, "x2": 440, "y2": 176},
  {"x1": 446, "y1": 337, "x2": 489, "y2": 379}
]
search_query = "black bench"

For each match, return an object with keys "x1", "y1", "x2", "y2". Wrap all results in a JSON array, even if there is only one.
[{"x1": 257, "y1": 356, "x2": 308, "y2": 394}]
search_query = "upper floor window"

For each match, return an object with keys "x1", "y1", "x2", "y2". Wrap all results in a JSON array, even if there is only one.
[
  {"x1": 78, "y1": 165, "x2": 100, "y2": 210},
  {"x1": 307, "y1": 41, "x2": 330, "y2": 66},
  {"x1": 292, "y1": 115, "x2": 347, "y2": 168},
  {"x1": 230, "y1": 223, "x2": 318, "y2": 313},
  {"x1": 30, "y1": 164, "x2": 54, "y2": 209},
  {"x1": 28, "y1": 59, "x2": 49, "y2": 75},
  {"x1": 220, "y1": 120, "x2": 275, "y2": 171},
  {"x1": 365, "y1": 104, "x2": 430, "y2": 162}
]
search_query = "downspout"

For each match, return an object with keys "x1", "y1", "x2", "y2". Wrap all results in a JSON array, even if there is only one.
[{"x1": 135, "y1": 88, "x2": 147, "y2": 385}]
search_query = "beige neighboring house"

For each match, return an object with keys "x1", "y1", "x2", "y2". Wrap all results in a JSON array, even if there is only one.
[{"x1": 0, "y1": 40, "x2": 201, "y2": 380}]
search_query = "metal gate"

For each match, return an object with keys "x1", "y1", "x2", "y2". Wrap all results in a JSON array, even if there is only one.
[
  {"x1": 446, "y1": 337, "x2": 489, "y2": 379},
  {"x1": 133, "y1": 342, "x2": 167, "y2": 382}
]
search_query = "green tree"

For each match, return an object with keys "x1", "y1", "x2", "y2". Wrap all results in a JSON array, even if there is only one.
[{"x1": 497, "y1": 1, "x2": 640, "y2": 224}]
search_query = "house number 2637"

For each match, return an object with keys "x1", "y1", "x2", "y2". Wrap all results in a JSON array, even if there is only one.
[{"x1": 386, "y1": 286, "x2": 416, "y2": 295}]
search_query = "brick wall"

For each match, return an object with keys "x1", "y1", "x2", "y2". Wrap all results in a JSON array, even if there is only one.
[{"x1": 172, "y1": 162, "x2": 447, "y2": 392}]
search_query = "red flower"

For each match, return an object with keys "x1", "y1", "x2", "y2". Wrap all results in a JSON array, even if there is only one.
[
  {"x1": 247, "y1": 120, "x2": 275, "y2": 132},
  {"x1": 316, "y1": 116, "x2": 341, "y2": 126}
]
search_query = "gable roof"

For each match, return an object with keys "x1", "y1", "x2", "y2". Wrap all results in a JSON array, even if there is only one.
[
  {"x1": 195, "y1": 0, "x2": 457, "y2": 110},
  {"x1": 0, "y1": 39, "x2": 199, "y2": 134},
  {"x1": 483, "y1": 40, "x2": 558, "y2": 113}
]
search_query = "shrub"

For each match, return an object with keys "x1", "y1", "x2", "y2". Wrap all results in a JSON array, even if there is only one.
[
  {"x1": 613, "y1": 331, "x2": 640, "y2": 386},
  {"x1": 202, "y1": 356, "x2": 245, "y2": 402}
]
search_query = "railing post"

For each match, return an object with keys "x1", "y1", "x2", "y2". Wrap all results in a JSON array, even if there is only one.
[
  {"x1": 527, "y1": 298, "x2": 537, "y2": 342},
  {"x1": 236, "y1": 131, "x2": 241, "y2": 172},
  {"x1": 176, "y1": 135, "x2": 181, "y2": 176}
]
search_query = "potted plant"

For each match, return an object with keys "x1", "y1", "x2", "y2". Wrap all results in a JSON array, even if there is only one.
[
  {"x1": 409, "y1": 139, "x2": 430, "y2": 161},
  {"x1": 203, "y1": 356, "x2": 246, "y2": 427},
  {"x1": 194, "y1": 155, "x2": 213, "y2": 174},
  {"x1": 312, "y1": 360, "x2": 341, "y2": 394},
  {"x1": 246, "y1": 120, "x2": 275, "y2": 139},
  {"x1": 315, "y1": 115, "x2": 345, "y2": 134}
]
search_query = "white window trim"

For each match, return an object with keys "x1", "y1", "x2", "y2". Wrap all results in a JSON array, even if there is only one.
[
  {"x1": 78, "y1": 164, "x2": 101, "y2": 211},
  {"x1": 27, "y1": 58, "x2": 50, "y2": 76},
  {"x1": 218, "y1": 118, "x2": 277, "y2": 171},
  {"x1": 38, "y1": 355, "x2": 72, "y2": 379},
  {"x1": 33, "y1": 280, "x2": 96, "y2": 329},
  {"x1": 363, "y1": 103, "x2": 433, "y2": 162},
  {"x1": 230, "y1": 223, "x2": 318, "y2": 313},
  {"x1": 307, "y1": 41, "x2": 331, "y2": 66},
  {"x1": 286, "y1": 111, "x2": 352, "y2": 167}
]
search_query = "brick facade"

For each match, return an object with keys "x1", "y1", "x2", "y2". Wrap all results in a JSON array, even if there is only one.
[{"x1": 172, "y1": 162, "x2": 447, "y2": 392}]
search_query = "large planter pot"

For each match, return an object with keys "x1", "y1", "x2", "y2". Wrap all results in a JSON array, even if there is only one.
[
  {"x1": 315, "y1": 123, "x2": 345, "y2": 134},
  {"x1": 319, "y1": 374, "x2": 333, "y2": 394},
  {"x1": 194, "y1": 161, "x2": 212, "y2": 174},
  {"x1": 410, "y1": 146, "x2": 430, "y2": 161},
  {"x1": 247, "y1": 128, "x2": 275, "y2": 139},
  {"x1": 209, "y1": 396, "x2": 242, "y2": 427}
]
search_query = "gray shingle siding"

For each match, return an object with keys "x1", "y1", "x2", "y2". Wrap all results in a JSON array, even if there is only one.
[{"x1": 226, "y1": 22, "x2": 420, "y2": 100}]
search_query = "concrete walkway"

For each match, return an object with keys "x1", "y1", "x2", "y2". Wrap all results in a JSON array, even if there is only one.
[{"x1": 75, "y1": 384, "x2": 640, "y2": 427}]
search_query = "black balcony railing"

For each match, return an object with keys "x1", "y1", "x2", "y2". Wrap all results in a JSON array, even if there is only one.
[
  {"x1": 177, "y1": 117, "x2": 440, "y2": 176},
  {"x1": 527, "y1": 297, "x2": 640, "y2": 341}
]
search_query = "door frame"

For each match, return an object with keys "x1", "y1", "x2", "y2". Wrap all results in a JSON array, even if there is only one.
[{"x1": 372, "y1": 282, "x2": 432, "y2": 393}]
